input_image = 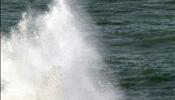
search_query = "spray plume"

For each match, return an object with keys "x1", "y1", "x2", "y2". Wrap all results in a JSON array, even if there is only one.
[{"x1": 1, "y1": 0, "x2": 123, "y2": 100}]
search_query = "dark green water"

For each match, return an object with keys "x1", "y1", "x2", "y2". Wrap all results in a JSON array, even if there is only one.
[{"x1": 1, "y1": 0, "x2": 175, "y2": 100}]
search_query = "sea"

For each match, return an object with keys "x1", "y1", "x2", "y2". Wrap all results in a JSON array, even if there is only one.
[{"x1": 1, "y1": 0, "x2": 175, "y2": 100}]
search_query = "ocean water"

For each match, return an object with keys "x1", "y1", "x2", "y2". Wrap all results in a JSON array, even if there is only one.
[{"x1": 1, "y1": 0, "x2": 175, "y2": 100}]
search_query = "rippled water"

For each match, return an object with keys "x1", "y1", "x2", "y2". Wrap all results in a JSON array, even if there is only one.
[{"x1": 1, "y1": 0, "x2": 175, "y2": 100}]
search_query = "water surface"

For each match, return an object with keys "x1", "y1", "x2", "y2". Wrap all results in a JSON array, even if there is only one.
[{"x1": 1, "y1": 0, "x2": 175, "y2": 100}]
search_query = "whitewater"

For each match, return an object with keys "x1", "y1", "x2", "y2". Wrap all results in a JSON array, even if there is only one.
[{"x1": 1, "y1": 0, "x2": 123, "y2": 100}]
